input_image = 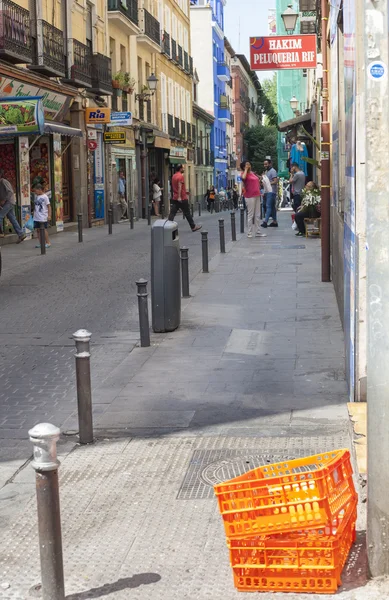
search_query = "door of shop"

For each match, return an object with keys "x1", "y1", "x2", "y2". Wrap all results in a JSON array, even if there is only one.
[{"x1": 62, "y1": 140, "x2": 72, "y2": 222}]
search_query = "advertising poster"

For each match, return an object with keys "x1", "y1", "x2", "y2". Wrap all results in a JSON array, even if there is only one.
[
  {"x1": 30, "y1": 139, "x2": 50, "y2": 190},
  {"x1": 0, "y1": 96, "x2": 44, "y2": 135},
  {"x1": 94, "y1": 131, "x2": 105, "y2": 219},
  {"x1": 0, "y1": 78, "x2": 72, "y2": 121},
  {"x1": 343, "y1": 0, "x2": 356, "y2": 399},
  {"x1": 53, "y1": 133, "x2": 63, "y2": 231},
  {"x1": 18, "y1": 137, "x2": 32, "y2": 237}
]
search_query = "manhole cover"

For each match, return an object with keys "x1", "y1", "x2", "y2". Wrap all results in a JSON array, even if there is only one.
[{"x1": 178, "y1": 448, "x2": 306, "y2": 500}]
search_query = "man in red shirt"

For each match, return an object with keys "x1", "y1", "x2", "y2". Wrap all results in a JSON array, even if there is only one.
[{"x1": 168, "y1": 164, "x2": 202, "y2": 231}]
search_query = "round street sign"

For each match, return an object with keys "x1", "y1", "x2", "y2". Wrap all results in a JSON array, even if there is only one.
[{"x1": 88, "y1": 140, "x2": 98, "y2": 151}]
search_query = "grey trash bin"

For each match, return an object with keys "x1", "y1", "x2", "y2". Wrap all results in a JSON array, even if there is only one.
[{"x1": 151, "y1": 219, "x2": 181, "y2": 333}]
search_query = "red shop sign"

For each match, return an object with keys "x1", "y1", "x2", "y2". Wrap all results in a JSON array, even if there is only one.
[
  {"x1": 88, "y1": 140, "x2": 98, "y2": 151},
  {"x1": 250, "y1": 35, "x2": 317, "y2": 71}
]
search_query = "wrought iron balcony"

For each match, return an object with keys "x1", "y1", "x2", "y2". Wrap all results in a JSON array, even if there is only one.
[
  {"x1": 184, "y1": 51, "x2": 189, "y2": 73},
  {"x1": 189, "y1": 56, "x2": 193, "y2": 76},
  {"x1": 162, "y1": 30, "x2": 170, "y2": 56},
  {"x1": 177, "y1": 44, "x2": 183, "y2": 67},
  {"x1": 0, "y1": 0, "x2": 32, "y2": 64},
  {"x1": 65, "y1": 39, "x2": 92, "y2": 88},
  {"x1": 138, "y1": 8, "x2": 160, "y2": 48},
  {"x1": 91, "y1": 53, "x2": 113, "y2": 95},
  {"x1": 180, "y1": 119, "x2": 186, "y2": 139},
  {"x1": 108, "y1": 0, "x2": 139, "y2": 30},
  {"x1": 168, "y1": 114, "x2": 174, "y2": 137},
  {"x1": 217, "y1": 61, "x2": 230, "y2": 82},
  {"x1": 174, "y1": 117, "x2": 180, "y2": 138},
  {"x1": 171, "y1": 39, "x2": 178, "y2": 63},
  {"x1": 186, "y1": 122, "x2": 191, "y2": 141},
  {"x1": 196, "y1": 147, "x2": 202, "y2": 165},
  {"x1": 30, "y1": 20, "x2": 65, "y2": 77}
]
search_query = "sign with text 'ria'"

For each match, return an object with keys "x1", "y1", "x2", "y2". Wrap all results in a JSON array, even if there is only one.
[
  {"x1": 250, "y1": 35, "x2": 317, "y2": 71},
  {"x1": 85, "y1": 107, "x2": 111, "y2": 123}
]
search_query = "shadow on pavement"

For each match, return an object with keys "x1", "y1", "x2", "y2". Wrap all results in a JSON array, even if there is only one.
[{"x1": 66, "y1": 573, "x2": 161, "y2": 599}]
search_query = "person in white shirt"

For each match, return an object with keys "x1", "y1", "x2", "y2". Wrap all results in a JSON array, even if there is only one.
[
  {"x1": 152, "y1": 178, "x2": 163, "y2": 217},
  {"x1": 33, "y1": 184, "x2": 51, "y2": 248}
]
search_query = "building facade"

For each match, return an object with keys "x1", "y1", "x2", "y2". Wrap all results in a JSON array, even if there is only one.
[{"x1": 231, "y1": 55, "x2": 249, "y2": 167}]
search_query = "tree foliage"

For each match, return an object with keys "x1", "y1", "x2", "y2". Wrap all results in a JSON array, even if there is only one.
[
  {"x1": 244, "y1": 125, "x2": 278, "y2": 172},
  {"x1": 257, "y1": 74, "x2": 277, "y2": 127},
  {"x1": 261, "y1": 75, "x2": 277, "y2": 118}
]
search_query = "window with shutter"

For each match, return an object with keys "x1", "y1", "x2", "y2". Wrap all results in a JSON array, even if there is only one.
[{"x1": 299, "y1": 0, "x2": 316, "y2": 11}]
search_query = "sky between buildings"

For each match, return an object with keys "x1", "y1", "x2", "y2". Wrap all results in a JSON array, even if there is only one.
[{"x1": 224, "y1": 0, "x2": 276, "y2": 82}]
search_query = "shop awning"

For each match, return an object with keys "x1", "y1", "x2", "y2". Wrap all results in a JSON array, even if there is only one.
[
  {"x1": 43, "y1": 122, "x2": 83, "y2": 137},
  {"x1": 278, "y1": 112, "x2": 312, "y2": 133},
  {"x1": 169, "y1": 157, "x2": 186, "y2": 165}
]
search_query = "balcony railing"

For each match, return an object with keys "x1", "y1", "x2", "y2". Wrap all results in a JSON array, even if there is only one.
[
  {"x1": 91, "y1": 53, "x2": 113, "y2": 95},
  {"x1": 171, "y1": 39, "x2": 178, "y2": 63},
  {"x1": 192, "y1": 124, "x2": 196, "y2": 142},
  {"x1": 217, "y1": 61, "x2": 230, "y2": 81},
  {"x1": 0, "y1": 0, "x2": 32, "y2": 64},
  {"x1": 168, "y1": 114, "x2": 174, "y2": 137},
  {"x1": 177, "y1": 44, "x2": 183, "y2": 67},
  {"x1": 108, "y1": 0, "x2": 138, "y2": 27},
  {"x1": 162, "y1": 30, "x2": 170, "y2": 56},
  {"x1": 143, "y1": 8, "x2": 160, "y2": 45},
  {"x1": 30, "y1": 20, "x2": 65, "y2": 77},
  {"x1": 204, "y1": 149, "x2": 210, "y2": 166},
  {"x1": 67, "y1": 39, "x2": 92, "y2": 87},
  {"x1": 196, "y1": 147, "x2": 202, "y2": 165},
  {"x1": 184, "y1": 51, "x2": 189, "y2": 73},
  {"x1": 210, "y1": 150, "x2": 214, "y2": 166},
  {"x1": 174, "y1": 117, "x2": 180, "y2": 138},
  {"x1": 180, "y1": 119, "x2": 186, "y2": 139},
  {"x1": 186, "y1": 122, "x2": 191, "y2": 141},
  {"x1": 189, "y1": 56, "x2": 193, "y2": 76}
]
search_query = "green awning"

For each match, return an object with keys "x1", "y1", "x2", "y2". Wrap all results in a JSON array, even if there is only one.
[{"x1": 169, "y1": 157, "x2": 186, "y2": 164}]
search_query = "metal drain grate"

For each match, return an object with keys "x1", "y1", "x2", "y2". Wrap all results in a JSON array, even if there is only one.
[{"x1": 177, "y1": 448, "x2": 307, "y2": 500}]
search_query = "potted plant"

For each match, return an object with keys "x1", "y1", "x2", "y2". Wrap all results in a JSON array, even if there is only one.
[
  {"x1": 301, "y1": 185, "x2": 321, "y2": 217},
  {"x1": 123, "y1": 73, "x2": 136, "y2": 94},
  {"x1": 112, "y1": 71, "x2": 125, "y2": 90}
]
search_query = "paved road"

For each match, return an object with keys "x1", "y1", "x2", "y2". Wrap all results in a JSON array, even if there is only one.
[{"x1": 0, "y1": 211, "x2": 230, "y2": 469}]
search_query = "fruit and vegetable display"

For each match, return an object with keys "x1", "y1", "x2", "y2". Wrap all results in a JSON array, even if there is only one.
[
  {"x1": 0, "y1": 143, "x2": 17, "y2": 190},
  {"x1": 0, "y1": 99, "x2": 42, "y2": 133}
]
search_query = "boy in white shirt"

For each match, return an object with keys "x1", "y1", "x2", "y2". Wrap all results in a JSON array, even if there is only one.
[{"x1": 33, "y1": 184, "x2": 51, "y2": 248}]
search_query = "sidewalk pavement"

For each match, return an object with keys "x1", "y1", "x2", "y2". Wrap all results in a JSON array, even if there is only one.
[{"x1": 0, "y1": 213, "x2": 384, "y2": 599}]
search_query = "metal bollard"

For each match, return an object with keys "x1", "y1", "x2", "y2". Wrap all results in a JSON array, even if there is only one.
[
  {"x1": 39, "y1": 222, "x2": 46, "y2": 255},
  {"x1": 230, "y1": 211, "x2": 236, "y2": 242},
  {"x1": 190, "y1": 203, "x2": 194, "y2": 218},
  {"x1": 219, "y1": 218, "x2": 226, "y2": 253},
  {"x1": 198, "y1": 201, "x2": 201, "y2": 217},
  {"x1": 73, "y1": 329, "x2": 93, "y2": 444},
  {"x1": 136, "y1": 279, "x2": 150, "y2": 347},
  {"x1": 29, "y1": 423, "x2": 65, "y2": 600},
  {"x1": 201, "y1": 230, "x2": 209, "y2": 273},
  {"x1": 108, "y1": 207, "x2": 113, "y2": 234},
  {"x1": 77, "y1": 213, "x2": 83, "y2": 243},
  {"x1": 180, "y1": 247, "x2": 190, "y2": 298},
  {"x1": 129, "y1": 203, "x2": 134, "y2": 230},
  {"x1": 240, "y1": 207, "x2": 245, "y2": 234},
  {"x1": 147, "y1": 203, "x2": 151, "y2": 226}
]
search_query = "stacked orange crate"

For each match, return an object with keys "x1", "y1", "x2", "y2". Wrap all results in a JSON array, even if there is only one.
[{"x1": 214, "y1": 450, "x2": 357, "y2": 594}]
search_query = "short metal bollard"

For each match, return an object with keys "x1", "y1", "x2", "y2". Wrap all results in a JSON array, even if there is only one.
[
  {"x1": 77, "y1": 213, "x2": 83, "y2": 243},
  {"x1": 201, "y1": 230, "x2": 209, "y2": 273},
  {"x1": 129, "y1": 203, "x2": 134, "y2": 230},
  {"x1": 198, "y1": 201, "x2": 201, "y2": 217},
  {"x1": 180, "y1": 247, "x2": 190, "y2": 298},
  {"x1": 240, "y1": 207, "x2": 245, "y2": 234},
  {"x1": 136, "y1": 279, "x2": 150, "y2": 347},
  {"x1": 29, "y1": 423, "x2": 65, "y2": 600},
  {"x1": 219, "y1": 218, "x2": 226, "y2": 253},
  {"x1": 39, "y1": 222, "x2": 46, "y2": 255},
  {"x1": 230, "y1": 211, "x2": 236, "y2": 242},
  {"x1": 147, "y1": 203, "x2": 151, "y2": 226},
  {"x1": 108, "y1": 207, "x2": 113, "y2": 235},
  {"x1": 73, "y1": 329, "x2": 93, "y2": 444}
]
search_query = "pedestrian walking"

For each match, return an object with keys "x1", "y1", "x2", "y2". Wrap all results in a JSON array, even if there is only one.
[
  {"x1": 261, "y1": 159, "x2": 279, "y2": 229},
  {"x1": 168, "y1": 164, "x2": 202, "y2": 232},
  {"x1": 33, "y1": 184, "x2": 52, "y2": 248},
  {"x1": 204, "y1": 185, "x2": 216, "y2": 213},
  {"x1": 289, "y1": 163, "x2": 306, "y2": 212},
  {"x1": 232, "y1": 184, "x2": 239, "y2": 210},
  {"x1": 118, "y1": 171, "x2": 128, "y2": 220},
  {"x1": 152, "y1": 178, "x2": 163, "y2": 217},
  {"x1": 0, "y1": 169, "x2": 26, "y2": 242},
  {"x1": 240, "y1": 161, "x2": 262, "y2": 238}
]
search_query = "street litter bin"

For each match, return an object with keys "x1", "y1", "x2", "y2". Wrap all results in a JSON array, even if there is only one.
[{"x1": 151, "y1": 219, "x2": 181, "y2": 332}]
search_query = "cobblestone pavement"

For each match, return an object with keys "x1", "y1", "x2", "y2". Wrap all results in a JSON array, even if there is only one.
[
  {"x1": 0, "y1": 212, "x2": 224, "y2": 475},
  {"x1": 0, "y1": 212, "x2": 382, "y2": 599}
]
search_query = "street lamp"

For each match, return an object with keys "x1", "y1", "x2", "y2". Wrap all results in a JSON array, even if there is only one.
[
  {"x1": 289, "y1": 95, "x2": 299, "y2": 112},
  {"x1": 205, "y1": 123, "x2": 212, "y2": 135},
  {"x1": 135, "y1": 73, "x2": 159, "y2": 100},
  {"x1": 281, "y1": 4, "x2": 299, "y2": 34}
]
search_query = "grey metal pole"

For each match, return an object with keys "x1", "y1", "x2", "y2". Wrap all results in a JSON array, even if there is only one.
[
  {"x1": 147, "y1": 203, "x2": 151, "y2": 226},
  {"x1": 29, "y1": 423, "x2": 65, "y2": 600},
  {"x1": 39, "y1": 222, "x2": 46, "y2": 255},
  {"x1": 198, "y1": 201, "x2": 201, "y2": 217},
  {"x1": 129, "y1": 202, "x2": 134, "y2": 230},
  {"x1": 108, "y1": 207, "x2": 113, "y2": 235},
  {"x1": 136, "y1": 278, "x2": 150, "y2": 347},
  {"x1": 230, "y1": 211, "x2": 236, "y2": 242},
  {"x1": 73, "y1": 329, "x2": 93, "y2": 445},
  {"x1": 77, "y1": 213, "x2": 83, "y2": 243},
  {"x1": 201, "y1": 230, "x2": 209, "y2": 273},
  {"x1": 190, "y1": 203, "x2": 194, "y2": 218},
  {"x1": 219, "y1": 218, "x2": 225, "y2": 253},
  {"x1": 365, "y1": 0, "x2": 389, "y2": 577},
  {"x1": 240, "y1": 207, "x2": 245, "y2": 234},
  {"x1": 180, "y1": 247, "x2": 190, "y2": 298}
]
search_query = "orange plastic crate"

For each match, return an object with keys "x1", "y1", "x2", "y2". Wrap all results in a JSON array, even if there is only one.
[
  {"x1": 214, "y1": 450, "x2": 356, "y2": 538},
  {"x1": 229, "y1": 499, "x2": 357, "y2": 594}
]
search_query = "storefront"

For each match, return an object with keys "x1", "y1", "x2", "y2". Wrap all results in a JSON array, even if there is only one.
[
  {"x1": 0, "y1": 77, "x2": 80, "y2": 237},
  {"x1": 111, "y1": 127, "x2": 136, "y2": 218}
]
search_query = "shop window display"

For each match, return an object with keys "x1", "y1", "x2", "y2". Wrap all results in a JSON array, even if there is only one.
[{"x1": 0, "y1": 142, "x2": 18, "y2": 234}]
